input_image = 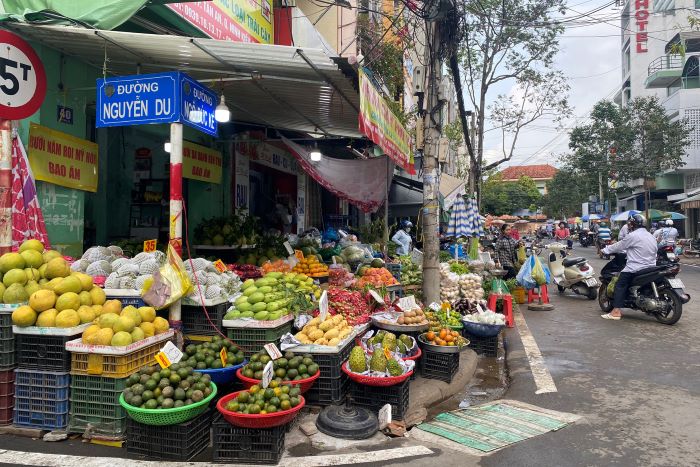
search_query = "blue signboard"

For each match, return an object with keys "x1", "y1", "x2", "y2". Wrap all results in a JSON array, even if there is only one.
[{"x1": 96, "y1": 71, "x2": 218, "y2": 136}]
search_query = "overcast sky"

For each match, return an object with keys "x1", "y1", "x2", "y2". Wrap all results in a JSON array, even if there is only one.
[{"x1": 483, "y1": 1, "x2": 621, "y2": 169}]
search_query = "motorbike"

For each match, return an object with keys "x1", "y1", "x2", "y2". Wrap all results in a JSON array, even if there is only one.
[
  {"x1": 579, "y1": 230, "x2": 595, "y2": 248},
  {"x1": 657, "y1": 243, "x2": 679, "y2": 265},
  {"x1": 598, "y1": 238, "x2": 613, "y2": 260},
  {"x1": 680, "y1": 238, "x2": 700, "y2": 258},
  {"x1": 598, "y1": 253, "x2": 688, "y2": 325},
  {"x1": 546, "y1": 243, "x2": 598, "y2": 299}
]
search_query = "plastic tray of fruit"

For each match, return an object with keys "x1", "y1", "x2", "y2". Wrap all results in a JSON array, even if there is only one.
[
  {"x1": 341, "y1": 361, "x2": 413, "y2": 387},
  {"x1": 281, "y1": 323, "x2": 370, "y2": 354},
  {"x1": 217, "y1": 387, "x2": 305, "y2": 429},
  {"x1": 13, "y1": 322, "x2": 91, "y2": 336},
  {"x1": 237, "y1": 368, "x2": 319, "y2": 393},
  {"x1": 222, "y1": 313, "x2": 294, "y2": 329},
  {"x1": 417, "y1": 331, "x2": 470, "y2": 354},
  {"x1": 66, "y1": 329, "x2": 174, "y2": 355},
  {"x1": 371, "y1": 316, "x2": 429, "y2": 332},
  {"x1": 103, "y1": 289, "x2": 141, "y2": 297}
]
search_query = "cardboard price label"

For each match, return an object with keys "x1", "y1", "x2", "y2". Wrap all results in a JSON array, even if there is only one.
[
  {"x1": 143, "y1": 239, "x2": 157, "y2": 253},
  {"x1": 262, "y1": 361, "x2": 274, "y2": 388},
  {"x1": 264, "y1": 343, "x2": 283, "y2": 360},
  {"x1": 318, "y1": 290, "x2": 329, "y2": 322},
  {"x1": 213, "y1": 259, "x2": 227, "y2": 273},
  {"x1": 283, "y1": 241, "x2": 294, "y2": 256},
  {"x1": 220, "y1": 347, "x2": 227, "y2": 366},
  {"x1": 397, "y1": 295, "x2": 417, "y2": 312},
  {"x1": 155, "y1": 341, "x2": 183, "y2": 369},
  {"x1": 295, "y1": 249, "x2": 305, "y2": 261},
  {"x1": 383, "y1": 347, "x2": 392, "y2": 361},
  {"x1": 369, "y1": 290, "x2": 385, "y2": 305}
]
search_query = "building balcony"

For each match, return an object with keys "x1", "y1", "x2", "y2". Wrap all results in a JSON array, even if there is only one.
[{"x1": 645, "y1": 55, "x2": 683, "y2": 88}]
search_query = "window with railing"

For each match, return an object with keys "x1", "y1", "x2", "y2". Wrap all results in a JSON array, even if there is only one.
[{"x1": 648, "y1": 55, "x2": 683, "y2": 75}]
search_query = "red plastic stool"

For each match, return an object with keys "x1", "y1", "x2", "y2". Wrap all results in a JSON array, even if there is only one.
[
  {"x1": 527, "y1": 285, "x2": 550, "y2": 304},
  {"x1": 486, "y1": 293, "x2": 514, "y2": 328}
]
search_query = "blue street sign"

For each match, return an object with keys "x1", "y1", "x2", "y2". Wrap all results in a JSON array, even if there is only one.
[
  {"x1": 96, "y1": 71, "x2": 218, "y2": 137},
  {"x1": 179, "y1": 73, "x2": 217, "y2": 136}
]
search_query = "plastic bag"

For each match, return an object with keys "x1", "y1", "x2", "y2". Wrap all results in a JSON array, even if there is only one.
[
  {"x1": 516, "y1": 256, "x2": 537, "y2": 289},
  {"x1": 517, "y1": 245, "x2": 526, "y2": 264},
  {"x1": 531, "y1": 255, "x2": 548, "y2": 286},
  {"x1": 142, "y1": 244, "x2": 193, "y2": 309},
  {"x1": 607, "y1": 276, "x2": 618, "y2": 297}
]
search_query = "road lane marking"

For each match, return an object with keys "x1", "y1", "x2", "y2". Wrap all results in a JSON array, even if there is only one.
[
  {"x1": 0, "y1": 446, "x2": 435, "y2": 467},
  {"x1": 513, "y1": 310, "x2": 557, "y2": 394}
]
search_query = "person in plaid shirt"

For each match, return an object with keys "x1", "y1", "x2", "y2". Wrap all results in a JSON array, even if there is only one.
[{"x1": 494, "y1": 224, "x2": 519, "y2": 279}]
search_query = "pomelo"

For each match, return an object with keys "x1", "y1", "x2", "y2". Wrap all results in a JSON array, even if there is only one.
[
  {"x1": 111, "y1": 331, "x2": 132, "y2": 347},
  {"x1": 36, "y1": 308, "x2": 58, "y2": 327},
  {"x1": 19, "y1": 239, "x2": 44, "y2": 254},
  {"x1": 55, "y1": 292, "x2": 80, "y2": 312},
  {"x1": 11, "y1": 305, "x2": 36, "y2": 327},
  {"x1": 3, "y1": 283, "x2": 28, "y2": 303},
  {"x1": 89, "y1": 287, "x2": 106, "y2": 306},
  {"x1": 0, "y1": 253, "x2": 25, "y2": 273},
  {"x1": 20, "y1": 250, "x2": 43, "y2": 269},
  {"x1": 55, "y1": 309, "x2": 80, "y2": 328},
  {"x1": 29, "y1": 289, "x2": 56, "y2": 312}
]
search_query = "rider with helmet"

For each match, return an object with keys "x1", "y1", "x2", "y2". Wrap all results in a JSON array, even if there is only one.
[
  {"x1": 600, "y1": 214, "x2": 657, "y2": 320},
  {"x1": 654, "y1": 219, "x2": 679, "y2": 247},
  {"x1": 392, "y1": 220, "x2": 413, "y2": 256}
]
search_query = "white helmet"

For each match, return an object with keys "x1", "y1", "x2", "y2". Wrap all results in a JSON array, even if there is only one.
[{"x1": 665, "y1": 219, "x2": 674, "y2": 226}]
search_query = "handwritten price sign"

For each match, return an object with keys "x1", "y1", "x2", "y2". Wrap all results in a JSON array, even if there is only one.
[
  {"x1": 143, "y1": 239, "x2": 157, "y2": 253},
  {"x1": 213, "y1": 259, "x2": 227, "y2": 273}
]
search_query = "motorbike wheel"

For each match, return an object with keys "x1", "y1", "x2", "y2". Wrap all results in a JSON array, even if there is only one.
[
  {"x1": 587, "y1": 287, "x2": 598, "y2": 300},
  {"x1": 598, "y1": 283, "x2": 613, "y2": 312},
  {"x1": 654, "y1": 288, "x2": 683, "y2": 325},
  {"x1": 557, "y1": 285, "x2": 565, "y2": 293}
]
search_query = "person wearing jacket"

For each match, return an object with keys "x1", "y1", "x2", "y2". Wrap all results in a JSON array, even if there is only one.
[
  {"x1": 392, "y1": 220, "x2": 413, "y2": 256},
  {"x1": 494, "y1": 224, "x2": 519, "y2": 279}
]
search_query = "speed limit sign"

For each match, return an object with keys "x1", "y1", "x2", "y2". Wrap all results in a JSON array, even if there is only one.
[{"x1": 0, "y1": 31, "x2": 46, "y2": 120}]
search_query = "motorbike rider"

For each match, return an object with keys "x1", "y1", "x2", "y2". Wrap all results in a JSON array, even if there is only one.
[
  {"x1": 654, "y1": 219, "x2": 678, "y2": 247},
  {"x1": 392, "y1": 220, "x2": 413, "y2": 256},
  {"x1": 618, "y1": 222, "x2": 629, "y2": 241},
  {"x1": 600, "y1": 214, "x2": 657, "y2": 320}
]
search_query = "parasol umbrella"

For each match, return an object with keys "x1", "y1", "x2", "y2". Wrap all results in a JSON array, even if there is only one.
[
  {"x1": 582, "y1": 214, "x2": 604, "y2": 221},
  {"x1": 645, "y1": 209, "x2": 671, "y2": 221},
  {"x1": 665, "y1": 211, "x2": 686, "y2": 220},
  {"x1": 446, "y1": 196, "x2": 470, "y2": 238},
  {"x1": 491, "y1": 219, "x2": 506, "y2": 225},
  {"x1": 611, "y1": 210, "x2": 640, "y2": 222}
]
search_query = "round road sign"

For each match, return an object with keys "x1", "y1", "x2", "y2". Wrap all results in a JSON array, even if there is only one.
[{"x1": 0, "y1": 30, "x2": 46, "y2": 120}]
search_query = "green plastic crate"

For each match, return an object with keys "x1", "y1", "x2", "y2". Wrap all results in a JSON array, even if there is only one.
[
  {"x1": 68, "y1": 412, "x2": 127, "y2": 437},
  {"x1": 70, "y1": 399, "x2": 126, "y2": 419},
  {"x1": 226, "y1": 323, "x2": 292, "y2": 358},
  {"x1": 70, "y1": 375, "x2": 128, "y2": 404},
  {"x1": 0, "y1": 349, "x2": 14, "y2": 369}
]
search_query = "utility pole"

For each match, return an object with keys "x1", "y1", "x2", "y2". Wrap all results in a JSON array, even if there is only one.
[{"x1": 421, "y1": 20, "x2": 442, "y2": 304}]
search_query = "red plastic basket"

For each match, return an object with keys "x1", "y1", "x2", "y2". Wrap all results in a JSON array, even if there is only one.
[
  {"x1": 341, "y1": 362, "x2": 413, "y2": 387},
  {"x1": 402, "y1": 346, "x2": 422, "y2": 362},
  {"x1": 235, "y1": 369, "x2": 320, "y2": 394},
  {"x1": 216, "y1": 391, "x2": 305, "y2": 428}
]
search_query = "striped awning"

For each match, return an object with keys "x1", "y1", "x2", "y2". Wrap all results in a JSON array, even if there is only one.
[{"x1": 678, "y1": 193, "x2": 700, "y2": 209}]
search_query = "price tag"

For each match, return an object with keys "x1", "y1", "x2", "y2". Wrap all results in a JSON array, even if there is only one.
[
  {"x1": 264, "y1": 343, "x2": 283, "y2": 360},
  {"x1": 155, "y1": 341, "x2": 183, "y2": 369},
  {"x1": 262, "y1": 361, "x2": 274, "y2": 388},
  {"x1": 369, "y1": 290, "x2": 385, "y2": 305},
  {"x1": 378, "y1": 403, "x2": 392, "y2": 429},
  {"x1": 397, "y1": 295, "x2": 417, "y2": 312},
  {"x1": 318, "y1": 290, "x2": 329, "y2": 322},
  {"x1": 143, "y1": 239, "x2": 157, "y2": 253},
  {"x1": 383, "y1": 347, "x2": 392, "y2": 360},
  {"x1": 283, "y1": 241, "x2": 294, "y2": 256},
  {"x1": 220, "y1": 347, "x2": 227, "y2": 366},
  {"x1": 213, "y1": 259, "x2": 227, "y2": 273},
  {"x1": 428, "y1": 302, "x2": 441, "y2": 312},
  {"x1": 476, "y1": 303, "x2": 485, "y2": 314},
  {"x1": 295, "y1": 249, "x2": 305, "y2": 261}
]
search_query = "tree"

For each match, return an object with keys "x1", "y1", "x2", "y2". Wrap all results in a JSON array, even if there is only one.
[
  {"x1": 542, "y1": 170, "x2": 595, "y2": 219},
  {"x1": 482, "y1": 175, "x2": 542, "y2": 215},
  {"x1": 455, "y1": 0, "x2": 570, "y2": 200},
  {"x1": 567, "y1": 97, "x2": 691, "y2": 222}
]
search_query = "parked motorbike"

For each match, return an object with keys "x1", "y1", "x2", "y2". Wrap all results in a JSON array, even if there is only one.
[
  {"x1": 680, "y1": 238, "x2": 700, "y2": 258},
  {"x1": 546, "y1": 243, "x2": 598, "y2": 299},
  {"x1": 598, "y1": 253, "x2": 688, "y2": 325},
  {"x1": 657, "y1": 244, "x2": 679, "y2": 265},
  {"x1": 579, "y1": 230, "x2": 595, "y2": 248}
]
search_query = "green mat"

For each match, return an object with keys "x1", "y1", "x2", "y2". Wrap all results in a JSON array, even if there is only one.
[{"x1": 417, "y1": 401, "x2": 577, "y2": 453}]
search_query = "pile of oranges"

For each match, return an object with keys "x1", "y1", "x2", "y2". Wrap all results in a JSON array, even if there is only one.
[
  {"x1": 355, "y1": 267, "x2": 399, "y2": 288},
  {"x1": 423, "y1": 328, "x2": 468, "y2": 347},
  {"x1": 261, "y1": 259, "x2": 291, "y2": 273},
  {"x1": 292, "y1": 255, "x2": 329, "y2": 277}
]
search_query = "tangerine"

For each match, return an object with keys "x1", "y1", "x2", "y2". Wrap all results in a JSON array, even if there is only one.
[{"x1": 426, "y1": 331, "x2": 436, "y2": 341}]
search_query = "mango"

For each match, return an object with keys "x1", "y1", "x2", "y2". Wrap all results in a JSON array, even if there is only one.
[{"x1": 254, "y1": 310, "x2": 269, "y2": 320}]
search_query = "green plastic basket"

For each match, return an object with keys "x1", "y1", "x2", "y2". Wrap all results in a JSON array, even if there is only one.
[{"x1": 119, "y1": 382, "x2": 217, "y2": 426}]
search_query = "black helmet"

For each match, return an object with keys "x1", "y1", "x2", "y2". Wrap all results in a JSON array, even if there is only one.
[{"x1": 628, "y1": 213, "x2": 645, "y2": 229}]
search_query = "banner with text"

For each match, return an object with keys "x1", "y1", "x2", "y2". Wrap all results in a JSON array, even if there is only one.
[
  {"x1": 28, "y1": 123, "x2": 98, "y2": 192},
  {"x1": 358, "y1": 69, "x2": 413, "y2": 174},
  {"x1": 168, "y1": 0, "x2": 273, "y2": 44},
  {"x1": 183, "y1": 141, "x2": 222, "y2": 184}
]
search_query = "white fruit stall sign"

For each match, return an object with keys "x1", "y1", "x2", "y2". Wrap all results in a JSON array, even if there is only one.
[{"x1": 0, "y1": 31, "x2": 47, "y2": 119}]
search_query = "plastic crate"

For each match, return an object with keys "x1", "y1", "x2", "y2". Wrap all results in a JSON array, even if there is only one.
[
  {"x1": 68, "y1": 413, "x2": 127, "y2": 437},
  {"x1": 70, "y1": 399, "x2": 125, "y2": 419},
  {"x1": 304, "y1": 374, "x2": 349, "y2": 405},
  {"x1": 14, "y1": 369, "x2": 70, "y2": 400},
  {"x1": 349, "y1": 379, "x2": 410, "y2": 421},
  {"x1": 213, "y1": 413, "x2": 286, "y2": 464},
  {"x1": 181, "y1": 302, "x2": 228, "y2": 336},
  {"x1": 14, "y1": 409, "x2": 69, "y2": 429},
  {"x1": 420, "y1": 349, "x2": 459, "y2": 383},
  {"x1": 0, "y1": 397, "x2": 13, "y2": 425},
  {"x1": 15, "y1": 334, "x2": 73, "y2": 371},
  {"x1": 70, "y1": 375, "x2": 128, "y2": 396},
  {"x1": 105, "y1": 293, "x2": 145, "y2": 308},
  {"x1": 0, "y1": 326, "x2": 12, "y2": 340},
  {"x1": 305, "y1": 337, "x2": 355, "y2": 379},
  {"x1": 15, "y1": 397, "x2": 69, "y2": 414},
  {"x1": 127, "y1": 409, "x2": 211, "y2": 461},
  {"x1": 70, "y1": 338, "x2": 171, "y2": 377},
  {"x1": 386, "y1": 263, "x2": 402, "y2": 282},
  {"x1": 0, "y1": 368, "x2": 14, "y2": 396},
  {"x1": 464, "y1": 331, "x2": 499, "y2": 357},
  {"x1": 226, "y1": 322, "x2": 292, "y2": 358}
]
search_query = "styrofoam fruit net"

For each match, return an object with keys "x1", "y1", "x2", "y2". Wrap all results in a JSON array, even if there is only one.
[
  {"x1": 135, "y1": 274, "x2": 151, "y2": 290},
  {"x1": 139, "y1": 260, "x2": 159, "y2": 275},
  {"x1": 132, "y1": 252, "x2": 151, "y2": 265},
  {"x1": 105, "y1": 273, "x2": 120, "y2": 289},
  {"x1": 117, "y1": 263, "x2": 140, "y2": 277},
  {"x1": 205, "y1": 284, "x2": 223, "y2": 299},
  {"x1": 120, "y1": 276, "x2": 136, "y2": 289},
  {"x1": 107, "y1": 245, "x2": 124, "y2": 256},
  {"x1": 111, "y1": 257, "x2": 129, "y2": 271}
]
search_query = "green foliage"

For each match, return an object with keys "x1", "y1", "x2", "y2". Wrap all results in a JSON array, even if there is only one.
[
  {"x1": 542, "y1": 171, "x2": 594, "y2": 218},
  {"x1": 482, "y1": 174, "x2": 542, "y2": 215}
]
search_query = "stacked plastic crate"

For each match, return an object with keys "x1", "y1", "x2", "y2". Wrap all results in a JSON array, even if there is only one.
[
  {"x1": 0, "y1": 306, "x2": 15, "y2": 425},
  {"x1": 66, "y1": 330, "x2": 175, "y2": 440},
  {"x1": 12, "y1": 324, "x2": 82, "y2": 430}
]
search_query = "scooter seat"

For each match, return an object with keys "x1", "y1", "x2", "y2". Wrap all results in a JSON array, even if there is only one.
[{"x1": 562, "y1": 257, "x2": 586, "y2": 267}]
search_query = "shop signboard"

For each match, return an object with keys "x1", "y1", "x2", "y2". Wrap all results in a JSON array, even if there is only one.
[
  {"x1": 234, "y1": 143, "x2": 250, "y2": 209},
  {"x1": 27, "y1": 123, "x2": 98, "y2": 192},
  {"x1": 167, "y1": 0, "x2": 273, "y2": 44},
  {"x1": 96, "y1": 72, "x2": 218, "y2": 136},
  {"x1": 237, "y1": 141, "x2": 299, "y2": 175},
  {"x1": 182, "y1": 141, "x2": 222, "y2": 184},
  {"x1": 358, "y1": 69, "x2": 413, "y2": 174},
  {"x1": 0, "y1": 30, "x2": 47, "y2": 120}
]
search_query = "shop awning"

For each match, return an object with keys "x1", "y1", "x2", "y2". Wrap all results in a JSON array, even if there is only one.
[
  {"x1": 677, "y1": 193, "x2": 700, "y2": 209},
  {"x1": 3, "y1": 23, "x2": 362, "y2": 138}
]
